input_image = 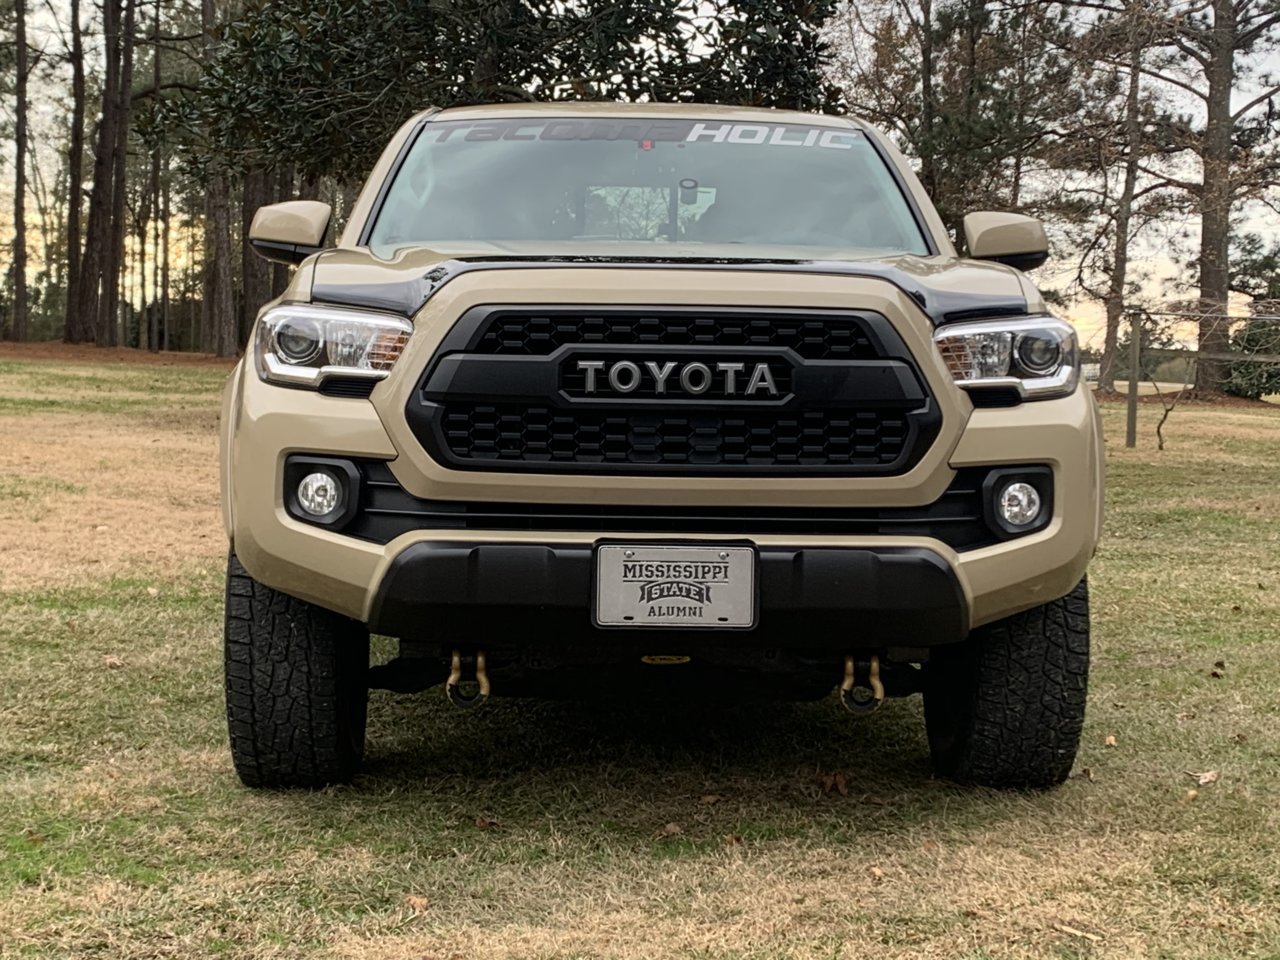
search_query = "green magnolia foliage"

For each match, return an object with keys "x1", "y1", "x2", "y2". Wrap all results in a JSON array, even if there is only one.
[
  {"x1": 1224, "y1": 318, "x2": 1280, "y2": 400},
  {"x1": 1223, "y1": 234, "x2": 1280, "y2": 399},
  {"x1": 184, "y1": 0, "x2": 841, "y2": 182}
]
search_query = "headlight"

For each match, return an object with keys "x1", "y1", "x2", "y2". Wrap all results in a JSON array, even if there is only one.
[
  {"x1": 933, "y1": 316, "x2": 1079, "y2": 401},
  {"x1": 255, "y1": 304, "x2": 412, "y2": 389}
]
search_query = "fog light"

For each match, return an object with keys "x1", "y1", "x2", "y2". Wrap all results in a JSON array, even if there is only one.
[
  {"x1": 999, "y1": 481, "x2": 1042, "y2": 527},
  {"x1": 297, "y1": 471, "x2": 342, "y2": 517}
]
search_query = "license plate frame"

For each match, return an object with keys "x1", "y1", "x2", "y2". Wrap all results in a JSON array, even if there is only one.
[{"x1": 593, "y1": 543, "x2": 757, "y2": 630}]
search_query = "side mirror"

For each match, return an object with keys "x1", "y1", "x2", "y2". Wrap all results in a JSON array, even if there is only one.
[
  {"x1": 963, "y1": 212, "x2": 1048, "y2": 271},
  {"x1": 249, "y1": 201, "x2": 332, "y2": 265}
]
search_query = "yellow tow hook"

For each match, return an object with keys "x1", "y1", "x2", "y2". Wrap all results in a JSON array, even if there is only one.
[
  {"x1": 840, "y1": 655, "x2": 884, "y2": 715},
  {"x1": 446, "y1": 649, "x2": 490, "y2": 708}
]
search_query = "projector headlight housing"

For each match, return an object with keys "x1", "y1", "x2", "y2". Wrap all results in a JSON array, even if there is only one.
[
  {"x1": 933, "y1": 316, "x2": 1080, "y2": 401},
  {"x1": 255, "y1": 303, "x2": 412, "y2": 389}
]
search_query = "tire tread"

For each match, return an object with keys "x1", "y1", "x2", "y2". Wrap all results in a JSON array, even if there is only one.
[
  {"x1": 224, "y1": 553, "x2": 368, "y2": 788},
  {"x1": 926, "y1": 579, "x2": 1089, "y2": 788}
]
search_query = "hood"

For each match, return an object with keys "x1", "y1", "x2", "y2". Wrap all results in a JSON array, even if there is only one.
[{"x1": 307, "y1": 242, "x2": 1036, "y2": 326}]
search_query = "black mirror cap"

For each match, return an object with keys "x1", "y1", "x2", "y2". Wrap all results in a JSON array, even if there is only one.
[
  {"x1": 979, "y1": 249, "x2": 1050, "y2": 272},
  {"x1": 250, "y1": 238, "x2": 325, "y2": 266}
]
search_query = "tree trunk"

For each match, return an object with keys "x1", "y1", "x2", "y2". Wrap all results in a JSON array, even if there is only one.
[
  {"x1": 206, "y1": 176, "x2": 237, "y2": 356},
  {"x1": 271, "y1": 166, "x2": 295, "y2": 295},
  {"x1": 64, "y1": 0, "x2": 88, "y2": 342},
  {"x1": 75, "y1": 0, "x2": 124, "y2": 345},
  {"x1": 918, "y1": 0, "x2": 936, "y2": 199},
  {"x1": 11, "y1": 0, "x2": 29, "y2": 341},
  {"x1": 1100, "y1": 11, "x2": 1145, "y2": 394},
  {"x1": 241, "y1": 168, "x2": 274, "y2": 345},
  {"x1": 148, "y1": 0, "x2": 162, "y2": 351},
  {"x1": 200, "y1": 0, "x2": 237, "y2": 356},
  {"x1": 101, "y1": 0, "x2": 137, "y2": 348},
  {"x1": 1195, "y1": 0, "x2": 1236, "y2": 392},
  {"x1": 161, "y1": 153, "x2": 171, "y2": 350}
]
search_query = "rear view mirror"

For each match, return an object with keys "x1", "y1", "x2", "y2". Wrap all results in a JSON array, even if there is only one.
[
  {"x1": 249, "y1": 201, "x2": 332, "y2": 265},
  {"x1": 963, "y1": 212, "x2": 1048, "y2": 271}
]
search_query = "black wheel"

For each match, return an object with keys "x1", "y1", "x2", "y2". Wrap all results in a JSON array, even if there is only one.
[
  {"x1": 924, "y1": 578, "x2": 1089, "y2": 789},
  {"x1": 224, "y1": 552, "x2": 369, "y2": 788}
]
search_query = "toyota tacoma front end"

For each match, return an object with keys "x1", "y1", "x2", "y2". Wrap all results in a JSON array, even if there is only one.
[{"x1": 220, "y1": 104, "x2": 1103, "y2": 790}]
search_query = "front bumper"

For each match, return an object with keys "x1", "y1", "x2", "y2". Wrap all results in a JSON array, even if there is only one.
[
  {"x1": 370, "y1": 541, "x2": 966, "y2": 646},
  {"x1": 224, "y1": 356, "x2": 1102, "y2": 638}
]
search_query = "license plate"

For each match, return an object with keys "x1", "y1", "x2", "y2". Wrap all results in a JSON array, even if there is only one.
[{"x1": 594, "y1": 544, "x2": 756, "y2": 629}]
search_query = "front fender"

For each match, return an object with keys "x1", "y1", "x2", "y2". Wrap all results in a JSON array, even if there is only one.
[{"x1": 220, "y1": 360, "x2": 246, "y2": 543}]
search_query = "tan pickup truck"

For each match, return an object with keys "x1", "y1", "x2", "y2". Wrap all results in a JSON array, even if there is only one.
[{"x1": 221, "y1": 103, "x2": 1103, "y2": 790}]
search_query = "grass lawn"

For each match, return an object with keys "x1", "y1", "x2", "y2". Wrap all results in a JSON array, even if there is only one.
[{"x1": 1, "y1": 347, "x2": 1278, "y2": 959}]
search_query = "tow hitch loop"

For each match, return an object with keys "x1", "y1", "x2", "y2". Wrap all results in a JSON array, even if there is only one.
[
  {"x1": 840, "y1": 655, "x2": 885, "y2": 715},
  {"x1": 446, "y1": 649, "x2": 490, "y2": 708}
]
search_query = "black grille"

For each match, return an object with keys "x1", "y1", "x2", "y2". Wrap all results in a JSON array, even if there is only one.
[
  {"x1": 477, "y1": 311, "x2": 878, "y2": 360},
  {"x1": 340, "y1": 460, "x2": 1000, "y2": 550},
  {"x1": 442, "y1": 405, "x2": 907, "y2": 467},
  {"x1": 319, "y1": 376, "x2": 377, "y2": 399},
  {"x1": 408, "y1": 305, "x2": 939, "y2": 476}
]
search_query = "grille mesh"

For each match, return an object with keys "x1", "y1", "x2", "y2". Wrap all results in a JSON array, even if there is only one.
[
  {"x1": 442, "y1": 405, "x2": 908, "y2": 467},
  {"x1": 477, "y1": 312, "x2": 877, "y2": 360}
]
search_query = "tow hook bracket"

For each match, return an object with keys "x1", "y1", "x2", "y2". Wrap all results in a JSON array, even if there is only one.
[
  {"x1": 840, "y1": 655, "x2": 885, "y2": 715},
  {"x1": 446, "y1": 649, "x2": 490, "y2": 708}
]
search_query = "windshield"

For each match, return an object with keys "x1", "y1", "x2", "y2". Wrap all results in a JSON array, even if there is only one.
[{"x1": 366, "y1": 117, "x2": 930, "y2": 257}]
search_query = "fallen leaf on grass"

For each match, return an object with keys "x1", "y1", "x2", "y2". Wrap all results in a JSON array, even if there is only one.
[
  {"x1": 1053, "y1": 921, "x2": 1101, "y2": 943},
  {"x1": 653, "y1": 822, "x2": 682, "y2": 839},
  {"x1": 819, "y1": 771, "x2": 849, "y2": 796},
  {"x1": 403, "y1": 895, "x2": 430, "y2": 913},
  {"x1": 102, "y1": 655, "x2": 124, "y2": 669},
  {"x1": 473, "y1": 816, "x2": 501, "y2": 830},
  {"x1": 1186, "y1": 770, "x2": 1219, "y2": 785},
  {"x1": 146, "y1": 586, "x2": 159, "y2": 598},
  {"x1": 1183, "y1": 788, "x2": 1198, "y2": 802},
  {"x1": 867, "y1": 865, "x2": 885, "y2": 882},
  {"x1": 1104, "y1": 735, "x2": 1117, "y2": 748}
]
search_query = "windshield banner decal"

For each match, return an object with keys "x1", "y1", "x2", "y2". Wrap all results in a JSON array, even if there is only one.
[{"x1": 427, "y1": 119, "x2": 865, "y2": 150}]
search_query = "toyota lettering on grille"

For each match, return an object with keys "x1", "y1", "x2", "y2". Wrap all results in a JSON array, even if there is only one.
[{"x1": 575, "y1": 359, "x2": 779, "y2": 397}]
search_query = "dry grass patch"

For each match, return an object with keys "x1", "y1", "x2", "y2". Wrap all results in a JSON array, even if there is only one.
[{"x1": 0, "y1": 361, "x2": 225, "y2": 590}]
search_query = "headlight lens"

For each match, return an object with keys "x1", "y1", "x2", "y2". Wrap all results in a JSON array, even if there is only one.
[
  {"x1": 933, "y1": 316, "x2": 1079, "y2": 401},
  {"x1": 255, "y1": 304, "x2": 412, "y2": 389}
]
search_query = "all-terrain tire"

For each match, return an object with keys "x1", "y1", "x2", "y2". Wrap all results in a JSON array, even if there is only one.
[
  {"x1": 924, "y1": 578, "x2": 1089, "y2": 789},
  {"x1": 224, "y1": 553, "x2": 370, "y2": 788}
]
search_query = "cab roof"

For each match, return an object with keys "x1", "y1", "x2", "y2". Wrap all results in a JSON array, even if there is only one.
[{"x1": 422, "y1": 101, "x2": 866, "y2": 129}]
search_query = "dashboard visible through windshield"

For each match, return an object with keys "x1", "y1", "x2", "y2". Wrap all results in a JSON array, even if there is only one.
[{"x1": 366, "y1": 117, "x2": 930, "y2": 257}]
